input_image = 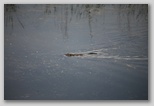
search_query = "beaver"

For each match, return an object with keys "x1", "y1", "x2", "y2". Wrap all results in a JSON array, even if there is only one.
[
  {"x1": 65, "y1": 53, "x2": 83, "y2": 57},
  {"x1": 65, "y1": 52, "x2": 97, "y2": 57}
]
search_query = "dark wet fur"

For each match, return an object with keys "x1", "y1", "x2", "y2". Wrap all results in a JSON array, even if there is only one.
[
  {"x1": 65, "y1": 52, "x2": 97, "y2": 57},
  {"x1": 65, "y1": 53, "x2": 83, "y2": 57}
]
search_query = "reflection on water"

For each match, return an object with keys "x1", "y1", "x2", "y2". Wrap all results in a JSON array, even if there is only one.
[
  {"x1": 5, "y1": 4, "x2": 24, "y2": 29},
  {"x1": 4, "y1": 4, "x2": 148, "y2": 38},
  {"x1": 4, "y1": 4, "x2": 148, "y2": 100}
]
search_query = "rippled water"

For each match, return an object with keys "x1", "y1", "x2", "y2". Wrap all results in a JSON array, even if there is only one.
[
  {"x1": 64, "y1": 48, "x2": 148, "y2": 60},
  {"x1": 4, "y1": 4, "x2": 148, "y2": 100}
]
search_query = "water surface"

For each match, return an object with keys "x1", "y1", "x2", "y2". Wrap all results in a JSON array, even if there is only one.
[{"x1": 4, "y1": 4, "x2": 148, "y2": 100}]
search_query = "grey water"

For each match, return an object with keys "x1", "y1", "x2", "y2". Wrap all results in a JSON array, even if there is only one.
[{"x1": 4, "y1": 4, "x2": 148, "y2": 100}]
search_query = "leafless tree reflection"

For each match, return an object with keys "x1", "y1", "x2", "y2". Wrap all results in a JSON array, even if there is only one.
[
  {"x1": 5, "y1": 4, "x2": 24, "y2": 29},
  {"x1": 5, "y1": 4, "x2": 148, "y2": 38}
]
